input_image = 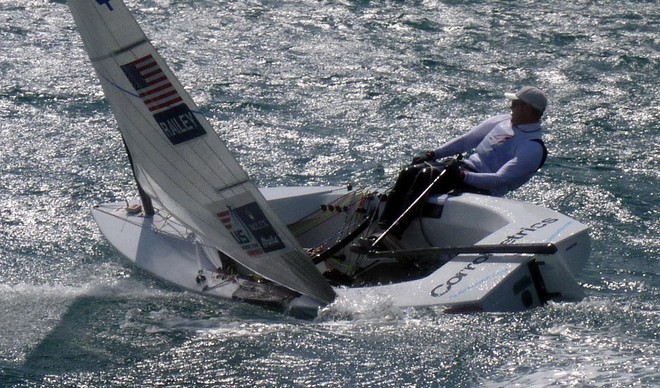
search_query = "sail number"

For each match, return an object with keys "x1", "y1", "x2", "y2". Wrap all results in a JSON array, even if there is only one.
[{"x1": 231, "y1": 230, "x2": 251, "y2": 245}]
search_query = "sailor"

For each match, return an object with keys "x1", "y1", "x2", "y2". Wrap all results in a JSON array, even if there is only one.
[{"x1": 380, "y1": 86, "x2": 549, "y2": 238}]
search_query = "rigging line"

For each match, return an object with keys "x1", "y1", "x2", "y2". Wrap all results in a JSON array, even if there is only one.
[
  {"x1": 100, "y1": 73, "x2": 141, "y2": 99},
  {"x1": 98, "y1": 73, "x2": 207, "y2": 117},
  {"x1": 341, "y1": 202, "x2": 371, "y2": 236},
  {"x1": 301, "y1": 195, "x2": 369, "y2": 243},
  {"x1": 371, "y1": 170, "x2": 447, "y2": 249},
  {"x1": 93, "y1": 206, "x2": 223, "y2": 253},
  {"x1": 289, "y1": 189, "x2": 371, "y2": 236},
  {"x1": 299, "y1": 200, "x2": 367, "y2": 258},
  {"x1": 348, "y1": 192, "x2": 389, "y2": 274},
  {"x1": 310, "y1": 188, "x2": 372, "y2": 223},
  {"x1": 314, "y1": 193, "x2": 381, "y2": 262},
  {"x1": 312, "y1": 215, "x2": 373, "y2": 265},
  {"x1": 93, "y1": 206, "x2": 189, "y2": 241},
  {"x1": 335, "y1": 200, "x2": 364, "y2": 235},
  {"x1": 152, "y1": 213, "x2": 191, "y2": 240}
]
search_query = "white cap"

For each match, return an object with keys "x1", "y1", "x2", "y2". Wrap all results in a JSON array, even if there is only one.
[{"x1": 505, "y1": 86, "x2": 548, "y2": 113}]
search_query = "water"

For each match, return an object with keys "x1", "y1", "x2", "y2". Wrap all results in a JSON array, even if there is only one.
[{"x1": 1, "y1": 0, "x2": 658, "y2": 386}]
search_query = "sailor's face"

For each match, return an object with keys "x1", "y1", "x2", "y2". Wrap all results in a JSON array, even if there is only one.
[{"x1": 510, "y1": 100, "x2": 531, "y2": 125}]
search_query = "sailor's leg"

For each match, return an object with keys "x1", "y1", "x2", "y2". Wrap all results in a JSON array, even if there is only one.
[
  {"x1": 379, "y1": 163, "x2": 426, "y2": 228},
  {"x1": 390, "y1": 166, "x2": 443, "y2": 239}
]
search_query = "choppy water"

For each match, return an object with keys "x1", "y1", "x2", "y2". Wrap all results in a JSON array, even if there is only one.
[{"x1": 1, "y1": 0, "x2": 658, "y2": 386}]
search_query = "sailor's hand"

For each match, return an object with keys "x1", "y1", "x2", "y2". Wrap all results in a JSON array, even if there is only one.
[
  {"x1": 412, "y1": 150, "x2": 436, "y2": 165},
  {"x1": 444, "y1": 159, "x2": 465, "y2": 184}
]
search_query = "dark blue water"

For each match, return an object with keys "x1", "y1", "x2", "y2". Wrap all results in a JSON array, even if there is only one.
[{"x1": 1, "y1": 0, "x2": 657, "y2": 386}]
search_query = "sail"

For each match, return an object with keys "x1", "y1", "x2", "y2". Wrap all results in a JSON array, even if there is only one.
[{"x1": 68, "y1": 0, "x2": 335, "y2": 304}]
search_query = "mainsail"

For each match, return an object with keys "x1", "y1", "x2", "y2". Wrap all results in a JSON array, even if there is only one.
[{"x1": 68, "y1": 0, "x2": 335, "y2": 304}]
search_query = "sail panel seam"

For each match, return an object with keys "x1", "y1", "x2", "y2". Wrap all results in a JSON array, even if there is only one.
[
  {"x1": 90, "y1": 38, "x2": 149, "y2": 62},
  {"x1": 216, "y1": 179, "x2": 251, "y2": 194}
]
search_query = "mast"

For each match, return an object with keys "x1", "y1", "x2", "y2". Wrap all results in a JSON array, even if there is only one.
[{"x1": 122, "y1": 135, "x2": 154, "y2": 216}]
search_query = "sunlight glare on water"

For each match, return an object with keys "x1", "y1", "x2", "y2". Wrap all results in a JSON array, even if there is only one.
[{"x1": 0, "y1": 0, "x2": 657, "y2": 386}]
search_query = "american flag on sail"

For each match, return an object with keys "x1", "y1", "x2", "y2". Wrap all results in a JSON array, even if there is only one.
[
  {"x1": 121, "y1": 54, "x2": 182, "y2": 113},
  {"x1": 120, "y1": 54, "x2": 205, "y2": 145}
]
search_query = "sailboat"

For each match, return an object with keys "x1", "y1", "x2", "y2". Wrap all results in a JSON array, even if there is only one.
[{"x1": 68, "y1": 0, "x2": 590, "y2": 316}]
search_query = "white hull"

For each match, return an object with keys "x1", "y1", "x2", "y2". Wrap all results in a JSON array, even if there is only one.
[{"x1": 92, "y1": 187, "x2": 590, "y2": 316}]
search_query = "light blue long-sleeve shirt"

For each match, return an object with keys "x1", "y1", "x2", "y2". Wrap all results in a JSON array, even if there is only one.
[{"x1": 433, "y1": 114, "x2": 545, "y2": 196}]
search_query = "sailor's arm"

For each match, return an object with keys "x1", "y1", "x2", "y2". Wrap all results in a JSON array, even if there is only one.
[
  {"x1": 463, "y1": 141, "x2": 544, "y2": 194},
  {"x1": 433, "y1": 114, "x2": 509, "y2": 159}
]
